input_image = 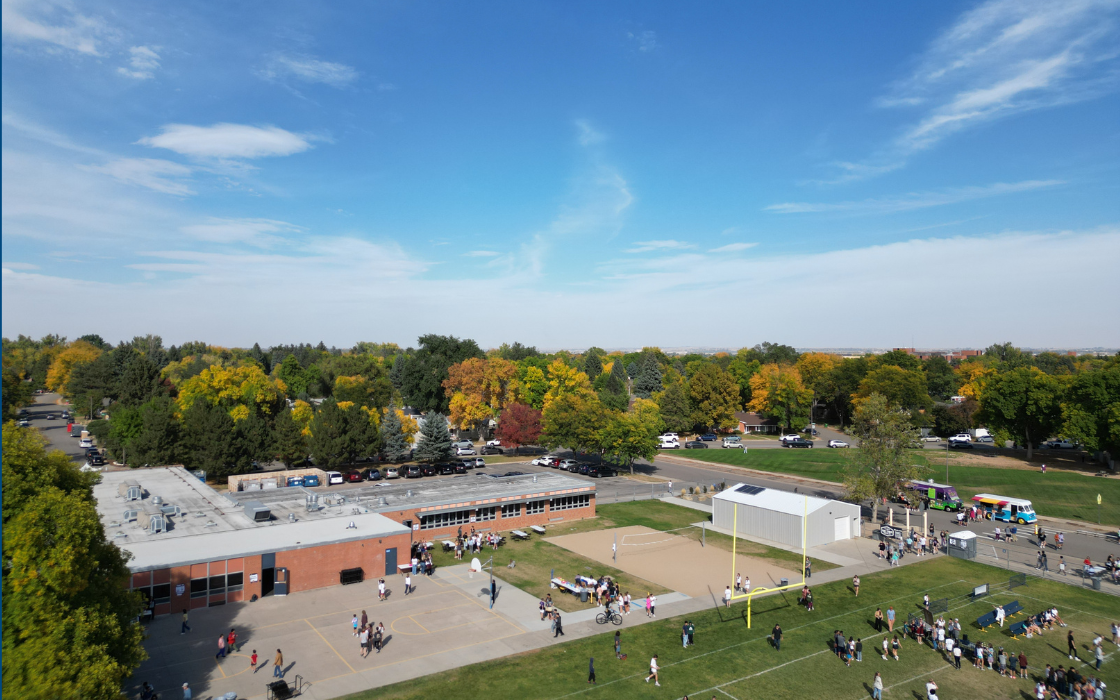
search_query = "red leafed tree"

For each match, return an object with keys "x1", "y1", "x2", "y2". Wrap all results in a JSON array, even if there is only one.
[{"x1": 495, "y1": 403, "x2": 542, "y2": 454}]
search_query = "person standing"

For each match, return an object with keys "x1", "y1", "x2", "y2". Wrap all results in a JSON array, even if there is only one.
[
  {"x1": 352, "y1": 614, "x2": 359, "y2": 636},
  {"x1": 805, "y1": 558, "x2": 812, "y2": 579},
  {"x1": 1096, "y1": 641, "x2": 1105, "y2": 670},
  {"x1": 614, "y1": 631, "x2": 623, "y2": 660},
  {"x1": 872, "y1": 672, "x2": 883, "y2": 700},
  {"x1": 181, "y1": 609, "x2": 190, "y2": 634},
  {"x1": 682, "y1": 622, "x2": 690, "y2": 648},
  {"x1": 925, "y1": 680, "x2": 938, "y2": 699},
  {"x1": 650, "y1": 594, "x2": 657, "y2": 617},
  {"x1": 373, "y1": 623, "x2": 383, "y2": 653},
  {"x1": 216, "y1": 634, "x2": 226, "y2": 659},
  {"x1": 554, "y1": 612, "x2": 564, "y2": 637},
  {"x1": 1060, "y1": 557, "x2": 1067, "y2": 575},
  {"x1": 645, "y1": 655, "x2": 660, "y2": 686},
  {"x1": 771, "y1": 624, "x2": 782, "y2": 651},
  {"x1": 724, "y1": 586, "x2": 732, "y2": 608},
  {"x1": 359, "y1": 625, "x2": 370, "y2": 658},
  {"x1": 378, "y1": 578, "x2": 386, "y2": 601},
  {"x1": 687, "y1": 621, "x2": 695, "y2": 646},
  {"x1": 645, "y1": 593, "x2": 652, "y2": 617},
  {"x1": 853, "y1": 575, "x2": 860, "y2": 597},
  {"x1": 953, "y1": 643, "x2": 962, "y2": 669},
  {"x1": 1019, "y1": 652, "x2": 1028, "y2": 679},
  {"x1": 588, "y1": 657, "x2": 596, "y2": 684},
  {"x1": 887, "y1": 607, "x2": 896, "y2": 632},
  {"x1": 182, "y1": 683, "x2": 192, "y2": 700},
  {"x1": 875, "y1": 608, "x2": 884, "y2": 632},
  {"x1": 735, "y1": 573, "x2": 742, "y2": 594},
  {"x1": 273, "y1": 649, "x2": 284, "y2": 678},
  {"x1": 744, "y1": 576, "x2": 750, "y2": 595},
  {"x1": 251, "y1": 650, "x2": 258, "y2": 672},
  {"x1": 1070, "y1": 630, "x2": 1079, "y2": 660},
  {"x1": 856, "y1": 638, "x2": 863, "y2": 662},
  {"x1": 405, "y1": 571, "x2": 412, "y2": 596},
  {"x1": 996, "y1": 605, "x2": 1006, "y2": 628},
  {"x1": 227, "y1": 628, "x2": 238, "y2": 653}
]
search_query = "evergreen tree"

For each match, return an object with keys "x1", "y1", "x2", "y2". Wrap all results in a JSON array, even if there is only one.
[
  {"x1": 381, "y1": 405, "x2": 411, "y2": 461},
  {"x1": 414, "y1": 411, "x2": 454, "y2": 463},
  {"x1": 633, "y1": 354, "x2": 663, "y2": 399},
  {"x1": 389, "y1": 353, "x2": 406, "y2": 391},
  {"x1": 626, "y1": 361, "x2": 639, "y2": 379},
  {"x1": 117, "y1": 354, "x2": 162, "y2": 408},
  {"x1": 672, "y1": 359, "x2": 685, "y2": 375},
  {"x1": 605, "y1": 358, "x2": 627, "y2": 395},
  {"x1": 656, "y1": 379, "x2": 693, "y2": 434},
  {"x1": 583, "y1": 352, "x2": 603, "y2": 381},
  {"x1": 272, "y1": 406, "x2": 308, "y2": 467}
]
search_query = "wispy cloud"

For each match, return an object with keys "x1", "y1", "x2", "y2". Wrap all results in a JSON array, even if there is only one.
[
  {"x1": 84, "y1": 157, "x2": 194, "y2": 195},
  {"x1": 118, "y1": 46, "x2": 160, "y2": 80},
  {"x1": 258, "y1": 53, "x2": 358, "y2": 88},
  {"x1": 463, "y1": 250, "x2": 500, "y2": 257},
  {"x1": 2, "y1": 112, "x2": 105, "y2": 156},
  {"x1": 179, "y1": 218, "x2": 302, "y2": 247},
  {"x1": 2, "y1": 262, "x2": 39, "y2": 271},
  {"x1": 709, "y1": 242, "x2": 758, "y2": 253},
  {"x1": 627, "y1": 30, "x2": 659, "y2": 53},
  {"x1": 626, "y1": 240, "x2": 695, "y2": 253},
  {"x1": 766, "y1": 179, "x2": 1063, "y2": 214},
  {"x1": 1, "y1": 0, "x2": 115, "y2": 55},
  {"x1": 137, "y1": 123, "x2": 316, "y2": 160},
  {"x1": 575, "y1": 119, "x2": 605, "y2": 146}
]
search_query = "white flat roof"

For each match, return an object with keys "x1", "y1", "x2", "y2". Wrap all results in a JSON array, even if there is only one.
[{"x1": 713, "y1": 483, "x2": 834, "y2": 516}]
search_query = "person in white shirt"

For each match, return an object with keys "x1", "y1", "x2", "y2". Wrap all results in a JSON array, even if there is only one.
[
  {"x1": 645, "y1": 655, "x2": 660, "y2": 686},
  {"x1": 650, "y1": 595, "x2": 657, "y2": 617},
  {"x1": 735, "y1": 573, "x2": 742, "y2": 593},
  {"x1": 404, "y1": 572, "x2": 412, "y2": 595},
  {"x1": 744, "y1": 576, "x2": 750, "y2": 593},
  {"x1": 996, "y1": 605, "x2": 1006, "y2": 627},
  {"x1": 724, "y1": 586, "x2": 732, "y2": 608},
  {"x1": 378, "y1": 579, "x2": 386, "y2": 601},
  {"x1": 926, "y1": 680, "x2": 938, "y2": 699}
]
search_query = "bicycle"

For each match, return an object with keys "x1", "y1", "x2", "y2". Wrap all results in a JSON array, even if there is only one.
[{"x1": 596, "y1": 609, "x2": 623, "y2": 625}]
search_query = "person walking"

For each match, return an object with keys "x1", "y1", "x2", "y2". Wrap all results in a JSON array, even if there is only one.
[
  {"x1": 251, "y1": 650, "x2": 258, "y2": 672},
  {"x1": 853, "y1": 575, "x2": 860, "y2": 597},
  {"x1": 405, "y1": 571, "x2": 412, "y2": 595},
  {"x1": 373, "y1": 623, "x2": 383, "y2": 653},
  {"x1": 645, "y1": 593, "x2": 652, "y2": 617},
  {"x1": 1096, "y1": 641, "x2": 1105, "y2": 670},
  {"x1": 359, "y1": 625, "x2": 370, "y2": 658},
  {"x1": 872, "y1": 672, "x2": 883, "y2": 700},
  {"x1": 887, "y1": 607, "x2": 896, "y2": 632},
  {"x1": 1060, "y1": 557, "x2": 1067, "y2": 575},
  {"x1": 216, "y1": 634, "x2": 226, "y2": 660},
  {"x1": 588, "y1": 656, "x2": 596, "y2": 684},
  {"x1": 273, "y1": 649, "x2": 284, "y2": 678},
  {"x1": 228, "y1": 628, "x2": 238, "y2": 653},
  {"x1": 650, "y1": 594, "x2": 657, "y2": 617},
  {"x1": 953, "y1": 642, "x2": 962, "y2": 669},
  {"x1": 554, "y1": 612, "x2": 564, "y2": 637},
  {"x1": 805, "y1": 558, "x2": 812, "y2": 579},
  {"x1": 645, "y1": 655, "x2": 660, "y2": 686},
  {"x1": 181, "y1": 609, "x2": 190, "y2": 634},
  {"x1": 771, "y1": 624, "x2": 782, "y2": 651},
  {"x1": 1070, "y1": 630, "x2": 1079, "y2": 660},
  {"x1": 724, "y1": 586, "x2": 732, "y2": 608},
  {"x1": 352, "y1": 614, "x2": 359, "y2": 636}
]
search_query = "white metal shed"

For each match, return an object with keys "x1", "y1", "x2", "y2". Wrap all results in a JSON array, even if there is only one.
[{"x1": 712, "y1": 483, "x2": 861, "y2": 548}]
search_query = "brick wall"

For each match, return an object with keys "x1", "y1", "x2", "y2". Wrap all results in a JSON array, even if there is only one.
[{"x1": 380, "y1": 493, "x2": 596, "y2": 539}]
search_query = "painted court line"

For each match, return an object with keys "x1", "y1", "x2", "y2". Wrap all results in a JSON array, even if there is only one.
[{"x1": 306, "y1": 618, "x2": 356, "y2": 674}]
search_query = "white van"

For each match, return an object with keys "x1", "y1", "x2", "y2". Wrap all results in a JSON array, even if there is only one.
[
  {"x1": 326, "y1": 471, "x2": 344, "y2": 485},
  {"x1": 721, "y1": 436, "x2": 741, "y2": 448},
  {"x1": 659, "y1": 437, "x2": 680, "y2": 449}
]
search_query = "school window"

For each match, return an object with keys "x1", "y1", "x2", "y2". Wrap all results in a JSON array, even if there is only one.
[
  {"x1": 500, "y1": 503, "x2": 521, "y2": 518},
  {"x1": 549, "y1": 495, "x2": 590, "y2": 512},
  {"x1": 152, "y1": 583, "x2": 171, "y2": 605},
  {"x1": 526, "y1": 500, "x2": 546, "y2": 515},
  {"x1": 189, "y1": 578, "x2": 208, "y2": 599},
  {"x1": 226, "y1": 573, "x2": 244, "y2": 593},
  {"x1": 475, "y1": 506, "x2": 496, "y2": 522},
  {"x1": 420, "y1": 509, "x2": 472, "y2": 530},
  {"x1": 208, "y1": 575, "x2": 226, "y2": 595}
]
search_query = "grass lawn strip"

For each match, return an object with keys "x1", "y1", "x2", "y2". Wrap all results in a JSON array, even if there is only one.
[
  {"x1": 341, "y1": 557, "x2": 1120, "y2": 700},
  {"x1": 684, "y1": 449, "x2": 1120, "y2": 524}
]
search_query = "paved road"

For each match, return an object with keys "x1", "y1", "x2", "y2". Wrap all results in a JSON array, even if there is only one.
[{"x1": 23, "y1": 393, "x2": 88, "y2": 462}]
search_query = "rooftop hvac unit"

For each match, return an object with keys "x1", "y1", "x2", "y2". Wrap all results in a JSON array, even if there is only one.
[
  {"x1": 123, "y1": 508, "x2": 139, "y2": 523},
  {"x1": 118, "y1": 480, "x2": 143, "y2": 501},
  {"x1": 138, "y1": 507, "x2": 166, "y2": 534},
  {"x1": 160, "y1": 504, "x2": 181, "y2": 517},
  {"x1": 261, "y1": 479, "x2": 278, "y2": 490},
  {"x1": 244, "y1": 481, "x2": 261, "y2": 491},
  {"x1": 305, "y1": 493, "x2": 319, "y2": 512},
  {"x1": 243, "y1": 500, "x2": 271, "y2": 522}
]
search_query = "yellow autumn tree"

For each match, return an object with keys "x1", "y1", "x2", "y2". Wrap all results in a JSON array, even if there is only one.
[
  {"x1": 747, "y1": 364, "x2": 813, "y2": 431},
  {"x1": 45, "y1": 340, "x2": 102, "y2": 392},
  {"x1": 956, "y1": 360, "x2": 994, "y2": 400},
  {"x1": 443, "y1": 357, "x2": 520, "y2": 431},
  {"x1": 291, "y1": 399, "x2": 314, "y2": 436},
  {"x1": 176, "y1": 365, "x2": 287, "y2": 420},
  {"x1": 543, "y1": 359, "x2": 594, "y2": 410}
]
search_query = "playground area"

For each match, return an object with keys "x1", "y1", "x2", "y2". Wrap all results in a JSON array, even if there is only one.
[{"x1": 545, "y1": 524, "x2": 802, "y2": 598}]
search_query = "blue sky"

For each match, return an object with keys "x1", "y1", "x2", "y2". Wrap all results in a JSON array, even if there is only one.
[{"x1": 3, "y1": 0, "x2": 1119, "y2": 349}]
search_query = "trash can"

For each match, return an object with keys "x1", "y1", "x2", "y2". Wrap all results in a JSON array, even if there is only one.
[
  {"x1": 1092, "y1": 577, "x2": 1102, "y2": 591},
  {"x1": 580, "y1": 587, "x2": 588, "y2": 603}
]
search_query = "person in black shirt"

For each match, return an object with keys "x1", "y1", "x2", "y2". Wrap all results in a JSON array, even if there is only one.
[{"x1": 771, "y1": 624, "x2": 782, "y2": 651}]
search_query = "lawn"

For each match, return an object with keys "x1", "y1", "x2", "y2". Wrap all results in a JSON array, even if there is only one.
[
  {"x1": 341, "y1": 556, "x2": 1120, "y2": 700},
  {"x1": 684, "y1": 449, "x2": 1120, "y2": 525}
]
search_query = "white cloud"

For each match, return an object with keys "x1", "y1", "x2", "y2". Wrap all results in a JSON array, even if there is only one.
[
  {"x1": 258, "y1": 53, "x2": 358, "y2": 88},
  {"x1": 766, "y1": 179, "x2": 1063, "y2": 214},
  {"x1": 575, "y1": 119, "x2": 605, "y2": 146},
  {"x1": 136, "y1": 123, "x2": 315, "y2": 160},
  {"x1": 708, "y1": 242, "x2": 758, "y2": 253},
  {"x1": 118, "y1": 45, "x2": 160, "y2": 80},
  {"x1": 179, "y1": 218, "x2": 302, "y2": 247},
  {"x1": 2, "y1": 262, "x2": 39, "y2": 270},
  {"x1": 2, "y1": 112, "x2": 104, "y2": 156},
  {"x1": 627, "y1": 30, "x2": 659, "y2": 53},
  {"x1": 84, "y1": 158, "x2": 193, "y2": 195},
  {"x1": 626, "y1": 240, "x2": 696, "y2": 253},
  {"x1": 463, "y1": 250, "x2": 500, "y2": 257},
  {"x1": 1, "y1": 0, "x2": 114, "y2": 55}
]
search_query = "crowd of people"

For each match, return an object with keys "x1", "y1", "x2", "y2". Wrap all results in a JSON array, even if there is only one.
[
  {"x1": 451, "y1": 525, "x2": 503, "y2": 559},
  {"x1": 352, "y1": 611, "x2": 386, "y2": 657}
]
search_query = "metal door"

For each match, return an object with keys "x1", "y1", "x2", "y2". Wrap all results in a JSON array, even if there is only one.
[
  {"x1": 274, "y1": 567, "x2": 289, "y2": 596},
  {"x1": 385, "y1": 548, "x2": 397, "y2": 576},
  {"x1": 833, "y1": 516, "x2": 850, "y2": 541}
]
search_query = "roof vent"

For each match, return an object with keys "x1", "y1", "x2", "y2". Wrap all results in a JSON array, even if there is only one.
[
  {"x1": 137, "y1": 507, "x2": 166, "y2": 534},
  {"x1": 378, "y1": 496, "x2": 387, "y2": 507},
  {"x1": 533, "y1": 475, "x2": 538, "y2": 483},
  {"x1": 288, "y1": 513, "x2": 297, "y2": 523},
  {"x1": 118, "y1": 480, "x2": 143, "y2": 501},
  {"x1": 406, "y1": 490, "x2": 413, "y2": 498},
  {"x1": 243, "y1": 500, "x2": 271, "y2": 522},
  {"x1": 152, "y1": 495, "x2": 163, "y2": 506}
]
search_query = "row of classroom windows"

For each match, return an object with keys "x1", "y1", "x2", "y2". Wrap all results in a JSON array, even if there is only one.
[
  {"x1": 133, "y1": 572, "x2": 245, "y2": 608},
  {"x1": 419, "y1": 495, "x2": 591, "y2": 530}
]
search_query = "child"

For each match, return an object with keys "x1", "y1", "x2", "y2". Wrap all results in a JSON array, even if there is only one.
[
  {"x1": 251, "y1": 650, "x2": 258, "y2": 672},
  {"x1": 352, "y1": 614, "x2": 359, "y2": 636}
]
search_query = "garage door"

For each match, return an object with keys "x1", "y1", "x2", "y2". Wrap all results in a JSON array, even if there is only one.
[{"x1": 834, "y1": 516, "x2": 850, "y2": 541}]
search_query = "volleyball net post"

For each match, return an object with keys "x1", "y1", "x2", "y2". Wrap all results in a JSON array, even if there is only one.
[{"x1": 728, "y1": 497, "x2": 809, "y2": 628}]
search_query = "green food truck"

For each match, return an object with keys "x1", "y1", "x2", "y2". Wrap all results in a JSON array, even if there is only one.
[{"x1": 907, "y1": 479, "x2": 964, "y2": 512}]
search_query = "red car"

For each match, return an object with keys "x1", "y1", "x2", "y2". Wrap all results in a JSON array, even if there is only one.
[{"x1": 345, "y1": 470, "x2": 363, "y2": 483}]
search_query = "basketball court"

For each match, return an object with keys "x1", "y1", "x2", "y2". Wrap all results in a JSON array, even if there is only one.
[{"x1": 545, "y1": 525, "x2": 801, "y2": 598}]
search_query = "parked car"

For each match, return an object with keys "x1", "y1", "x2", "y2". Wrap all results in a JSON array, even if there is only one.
[
  {"x1": 558, "y1": 459, "x2": 579, "y2": 471},
  {"x1": 948, "y1": 433, "x2": 972, "y2": 445},
  {"x1": 721, "y1": 436, "x2": 742, "y2": 448},
  {"x1": 921, "y1": 435, "x2": 942, "y2": 442},
  {"x1": 1041, "y1": 438, "x2": 1076, "y2": 449},
  {"x1": 458, "y1": 458, "x2": 475, "y2": 469},
  {"x1": 587, "y1": 465, "x2": 617, "y2": 478},
  {"x1": 827, "y1": 439, "x2": 849, "y2": 448},
  {"x1": 61, "y1": 411, "x2": 71, "y2": 419},
  {"x1": 699, "y1": 433, "x2": 718, "y2": 441},
  {"x1": 975, "y1": 435, "x2": 994, "y2": 444},
  {"x1": 481, "y1": 445, "x2": 504, "y2": 455},
  {"x1": 456, "y1": 446, "x2": 477, "y2": 456},
  {"x1": 17, "y1": 419, "x2": 30, "y2": 427},
  {"x1": 342, "y1": 470, "x2": 361, "y2": 483},
  {"x1": 658, "y1": 439, "x2": 680, "y2": 449},
  {"x1": 684, "y1": 440, "x2": 707, "y2": 449},
  {"x1": 363, "y1": 468, "x2": 382, "y2": 481},
  {"x1": 782, "y1": 438, "x2": 814, "y2": 448},
  {"x1": 438, "y1": 463, "x2": 455, "y2": 475},
  {"x1": 88, "y1": 453, "x2": 104, "y2": 466},
  {"x1": 46, "y1": 413, "x2": 57, "y2": 420},
  {"x1": 326, "y1": 471, "x2": 344, "y2": 485},
  {"x1": 486, "y1": 439, "x2": 501, "y2": 446},
  {"x1": 303, "y1": 474, "x2": 321, "y2": 487},
  {"x1": 419, "y1": 465, "x2": 437, "y2": 477},
  {"x1": 949, "y1": 441, "x2": 973, "y2": 450},
  {"x1": 453, "y1": 462, "x2": 467, "y2": 474},
  {"x1": 451, "y1": 440, "x2": 473, "y2": 449},
  {"x1": 405, "y1": 465, "x2": 423, "y2": 478},
  {"x1": 531, "y1": 455, "x2": 556, "y2": 467},
  {"x1": 473, "y1": 457, "x2": 486, "y2": 468},
  {"x1": 385, "y1": 467, "x2": 400, "y2": 479}
]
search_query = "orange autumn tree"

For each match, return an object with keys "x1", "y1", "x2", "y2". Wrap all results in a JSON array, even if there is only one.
[{"x1": 443, "y1": 357, "x2": 520, "y2": 434}]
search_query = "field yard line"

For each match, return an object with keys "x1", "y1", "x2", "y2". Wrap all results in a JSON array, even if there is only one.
[
  {"x1": 714, "y1": 687, "x2": 740, "y2": 700},
  {"x1": 865, "y1": 666, "x2": 950, "y2": 699},
  {"x1": 551, "y1": 579, "x2": 970, "y2": 700}
]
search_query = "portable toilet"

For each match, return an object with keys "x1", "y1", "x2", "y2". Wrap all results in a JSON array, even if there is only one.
[{"x1": 947, "y1": 530, "x2": 977, "y2": 560}]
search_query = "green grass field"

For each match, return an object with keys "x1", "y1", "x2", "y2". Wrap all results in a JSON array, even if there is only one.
[
  {"x1": 343, "y1": 557, "x2": 1120, "y2": 700},
  {"x1": 684, "y1": 449, "x2": 1120, "y2": 525}
]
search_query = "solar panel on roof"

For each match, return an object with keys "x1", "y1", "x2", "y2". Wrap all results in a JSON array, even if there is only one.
[{"x1": 735, "y1": 484, "x2": 766, "y2": 495}]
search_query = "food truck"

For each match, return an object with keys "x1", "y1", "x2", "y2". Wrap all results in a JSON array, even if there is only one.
[
  {"x1": 970, "y1": 493, "x2": 1037, "y2": 524},
  {"x1": 906, "y1": 480, "x2": 964, "y2": 511}
]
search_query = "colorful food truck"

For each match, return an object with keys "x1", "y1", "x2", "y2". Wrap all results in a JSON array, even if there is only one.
[
  {"x1": 970, "y1": 493, "x2": 1037, "y2": 524},
  {"x1": 907, "y1": 480, "x2": 964, "y2": 511}
]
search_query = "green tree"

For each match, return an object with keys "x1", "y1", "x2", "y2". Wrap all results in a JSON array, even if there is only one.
[
  {"x1": 922, "y1": 356, "x2": 958, "y2": 400},
  {"x1": 414, "y1": 411, "x2": 454, "y2": 463},
  {"x1": 655, "y1": 377, "x2": 693, "y2": 434},
  {"x1": 930, "y1": 403, "x2": 971, "y2": 438},
  {"x1": 633, "y1": 353, "x2": 663, "y2": 399},
  {"x1": 272, "y1": 406, "x2": 308, "y2": 467},
  {"x1": 727, "y1": 357, "x2": 761, "y2": 409},
  {"x1": 381, "y1": 404, "x2": 412, "y2": 461},
  {"x1": 389, "y1": 353, "x2": 406, "y2": 391},
  {"x1": 180, "y1": 400, "x2": 242, "y2": 477},
  {"x1": 1059, "y1": 358, "x2": 1120, "y2": 455},
  {"x1": 123, "y1": 397, "x2": 180, "y2": 467},
  {"x1": 600, "y1": 399, "x2": 662, "y2": 474},
  {"x1": 739, "y1": 341, "x2": 800, "y2": 366},
  {"x1": 276, "y1": 354, "x2": 312, "y2": 398},
  {"x1": 874, "y1": 349, "x2": 922, "y2": 372},
  {"x1": 541, "y1": 393, "x2": 608, "y2": 455},
  {"x1": 979, "y1": 367, "x2": 1067, "y2": 460},
  {"x1": 117, "y1": 354, "x2": 163, "y2": 407},
  {"x1": 2, "y1": 357, "x2": 33, "y2": 419},
  {"x1": 400, "y1": 335, "x2": 485, "y2": 413},
  {"x1": 65, "y1": 352, "x2": 116, "y2": 419},
  {"x1": 307, "y1": 400, "x2": 380, "y2": 469},
  {"x1": 582, "y1": 351, "x2": 603, "y2": 381},
  {"x1": 688, "y1": 363, "x2": 741, "y2": 431},
  {"x1": 841, "y1": 393, "x2": 924, "y2": 524},
  {"x1": 2, "y1": 424, "x2": 147, "y2": 699},
  {"x1": 855, "y1": 365, "x2": 932, "y2": 413}
]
